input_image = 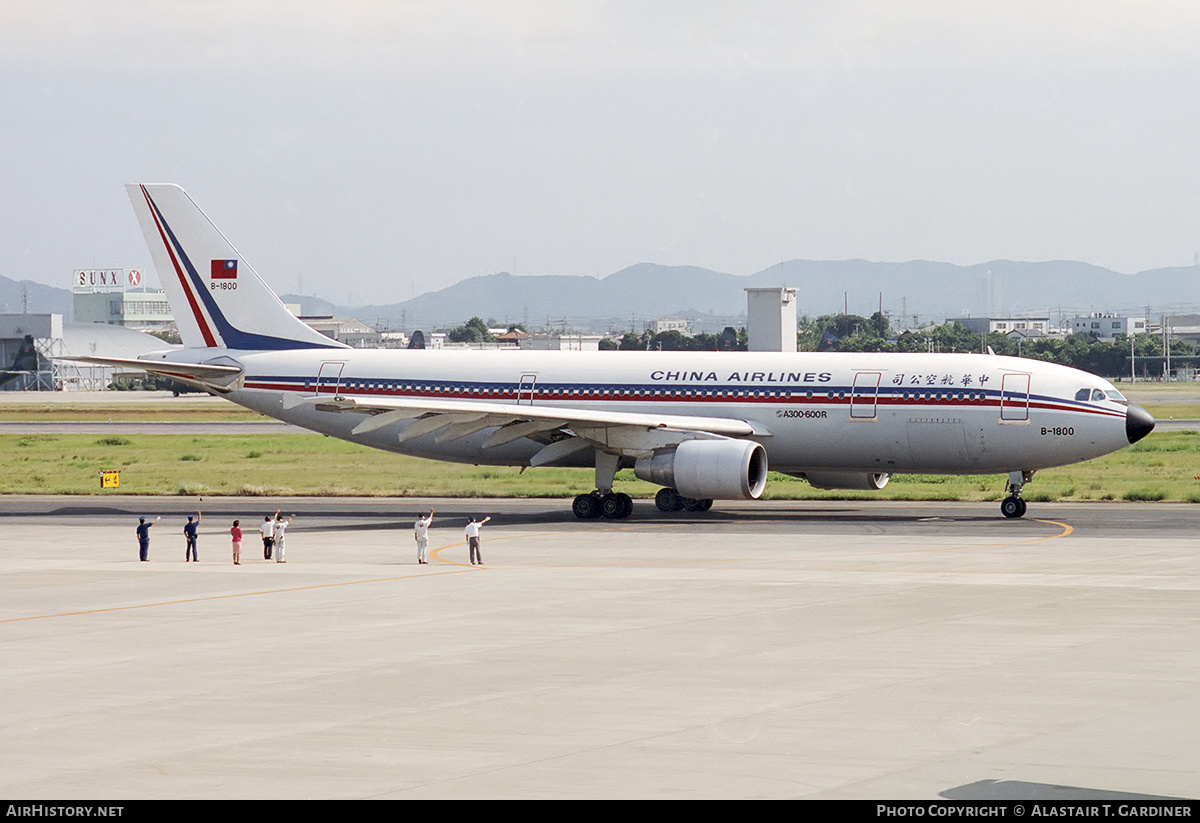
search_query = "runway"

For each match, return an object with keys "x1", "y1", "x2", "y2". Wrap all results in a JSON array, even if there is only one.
[{"x1": 1, "y1": 496, "x2": 1197, "y2": 799}]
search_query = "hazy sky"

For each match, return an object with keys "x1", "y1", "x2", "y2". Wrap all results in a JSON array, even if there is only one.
[{"x1": 3, "y1": 1, "x2": 1200, "y2": 305}]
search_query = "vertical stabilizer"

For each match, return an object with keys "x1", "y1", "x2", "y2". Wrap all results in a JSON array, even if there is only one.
[{"x1": 126, "y1": 184, "x2": 346, "y2": 350}]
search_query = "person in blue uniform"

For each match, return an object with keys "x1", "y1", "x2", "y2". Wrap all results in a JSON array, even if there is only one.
[
  {"x1": 136, "y1": 516, "x2": 160, "y2": 561},
  {"x1": 183, "y1": 511, "x2": 201, "y2": 562}
]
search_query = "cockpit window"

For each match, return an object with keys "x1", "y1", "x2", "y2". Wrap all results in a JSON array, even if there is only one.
[{"x1": 1077, "y1": 387, "x2": 1126, "y2": 403}]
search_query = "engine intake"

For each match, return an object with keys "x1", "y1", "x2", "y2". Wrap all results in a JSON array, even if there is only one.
[{"x1": 634, "y1": 439, "x2": 768, "y2": 500}]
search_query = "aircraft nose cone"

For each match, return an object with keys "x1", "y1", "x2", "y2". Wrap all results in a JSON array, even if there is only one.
[{"x1": 1126, "y1": 403, "x2": 1155, "y2": 444}]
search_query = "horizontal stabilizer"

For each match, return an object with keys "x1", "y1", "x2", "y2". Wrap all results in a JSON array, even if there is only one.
[{"x1": 56, "y1": 355, "x2": 243, "y2": 385}]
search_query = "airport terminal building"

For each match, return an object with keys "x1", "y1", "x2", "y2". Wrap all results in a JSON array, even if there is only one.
[{"x1": 72, "y1": 268, "x2": 173, "y2": 332}]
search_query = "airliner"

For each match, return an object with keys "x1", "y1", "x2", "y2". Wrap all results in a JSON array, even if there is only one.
[{"x1": 68, "y1": 184, "x2": 1156, "y2": 520}]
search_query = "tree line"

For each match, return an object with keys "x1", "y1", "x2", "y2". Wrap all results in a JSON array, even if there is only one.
[
  {"x1": 445, "y1": 312, "x2": 1196, "y2": 378},
  {"x1": 796, "y1": 312, "x2": 1196, "y2": 378}
]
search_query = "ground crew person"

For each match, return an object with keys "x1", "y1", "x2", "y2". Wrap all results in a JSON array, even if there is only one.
[{"x1": 414, "y1": 509, "x2": 434, "y2": 564}]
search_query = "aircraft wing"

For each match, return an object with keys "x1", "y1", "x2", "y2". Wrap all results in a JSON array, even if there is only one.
[{"x1": 282, "y1": 393, "x2": 768, "y2": 462}]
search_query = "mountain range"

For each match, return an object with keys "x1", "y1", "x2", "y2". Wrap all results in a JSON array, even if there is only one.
[
  {"x1": 282, "y1": 259, "x2": 1200, "y2": 333},
  {"x1": 0, "y1": 277, "x2": 74, "y2": 317},
  {"x1": 6, "y1": 259, "x2": 1200, "y2": 334}
]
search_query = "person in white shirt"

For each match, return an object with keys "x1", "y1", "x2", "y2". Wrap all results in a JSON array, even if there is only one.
[
  {"x1": 259, "y1": 514, "x2": 275, "y2": 560},
  {"x1": 414, "y1": 509, "x2": 434, "y2": 564},
  {"x1": 274, "y1": 513, "x2": 295, "y2": 563},
  {"x1": 464, "y1": 516, "x2": 491, "y2": 566}
]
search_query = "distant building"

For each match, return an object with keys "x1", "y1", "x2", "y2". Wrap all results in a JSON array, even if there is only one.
[
  {"x1": 1071, "y1": 313, "x2": 1147, "y2": 338},
  {"x1": 1163, "y1": 314, "x2": 1200, "y2": 346},
  {"x1": 649, "y1": 318, "x2": 693, "y2": 335},
  {"x1": 73, "y1": 268, "x2": 174, "y2": 331},
  {"x1": 74, "y1": 290, "x2": 174, "y2": 330},
  {"x1": 298, "y1": 316, "x2": 380, "y2": 348},
  {"x1": 518, "y1": 334, "x2": 602, "y2": 351},
  {"x1": 1005, "y1": 326, "x2": 1052, "y2": 341},
  {"x1": 745, "y1": 288, "x2": 798, "y2": 353},
  {"x1": 378, "y1": 331, "x2": 410, "y2": 348},
  {"x1": 494, "y1": 329, "x2": 530, "y2": 348},
  {"x1": 390, "y1": 331, "x2": 446, "y2": 349},
  {"x1": 2, "y1": 313, "x2": 167, "y2": 391},
  {"x1": 1, "y1": 314, "x2": 61, "y2": 390},
  {"x1": 950, "y1": 316, "x2": 1050, "y2": 336}
]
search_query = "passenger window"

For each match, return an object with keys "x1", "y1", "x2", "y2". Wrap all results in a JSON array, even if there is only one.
[{"x1": 1075, "y1": 388, "x2": 1090, "y2": 401}]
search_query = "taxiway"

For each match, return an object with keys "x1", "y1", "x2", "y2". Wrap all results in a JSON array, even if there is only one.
[{"x1": 1, "y1": 497, "x2": 1197, "y2": 799}]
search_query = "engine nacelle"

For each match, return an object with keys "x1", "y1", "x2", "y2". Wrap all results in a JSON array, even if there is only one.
[
  {"x1": 634, "y1": 439, "x2": 768, "y2": 500},
  {"x1": 798, "y1": 471, "x2": 891, "y2": 491}
]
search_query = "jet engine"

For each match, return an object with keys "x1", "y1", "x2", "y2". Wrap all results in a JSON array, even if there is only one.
[
  {"x1": 634, "y1": 439, "x2": 768, "y2": 500},
  {"x1": 797, "y1": 471, "x2": 891, "y2": 491}
]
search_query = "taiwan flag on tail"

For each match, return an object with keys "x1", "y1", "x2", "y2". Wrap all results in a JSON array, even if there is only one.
[{"x1": 211, "y1": 259, "x2": 238, "y2": 279}]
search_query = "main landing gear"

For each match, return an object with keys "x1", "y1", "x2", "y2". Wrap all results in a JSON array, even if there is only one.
[
  {"x1": 571, "y1": 488, "x2": 715, "y2": 519},
  {"x1": 570, "y1": 451, "x2": 718, "y2": 520},
  {"x1": 573, "y1": 450, "x2": 633, "y2": 520},
  {"x1": 1001, "y1": 470, "x2": 1033, "y2": 519},
  {"x1": 572, "y1": 491, "x2": 633, "y2": 520},
  {"x1": 655, "y1": 487, "x2": 713, "y2": 513}
]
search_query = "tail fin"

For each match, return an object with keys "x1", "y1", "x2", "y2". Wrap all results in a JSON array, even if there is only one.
[{"x1": 126, "y1": 184, "x2": 346, "y2": 350}]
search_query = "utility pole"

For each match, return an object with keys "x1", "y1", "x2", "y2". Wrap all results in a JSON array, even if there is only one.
[
  {"x1": 1164, "y1": 315, "x2": 1172, "y2": 380},
  {"x1": 1130, "y1": 332, "x2": 1135, "y2": 383}
]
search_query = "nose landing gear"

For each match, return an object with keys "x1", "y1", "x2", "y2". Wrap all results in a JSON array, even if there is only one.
[{"x1": 1001, "y1": 470, "x2": 1033, "y2": 518}]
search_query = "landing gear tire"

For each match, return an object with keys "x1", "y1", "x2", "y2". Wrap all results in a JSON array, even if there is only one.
[
  {"x1": 573, "y1": 493, "x2": 602, "y2": 519},
  {"x1": 655, "y1": 488, "x2": 713, "y2": 513},
  {"x1": 1000, "y1": 496, "x2": 1027, "y2": 519},
  {"x1": 655, "y1": 487, "x2": 682, "y2": 512},
  {"x1": 575, "y1": 491, "x2": 632, "y2": 520},
  {"x1": 1001, "y1": 471, "x2": 1033, "y2": 520},
  {"x1": 601, "y1": 492, "x2": 633, "y2": 520}
]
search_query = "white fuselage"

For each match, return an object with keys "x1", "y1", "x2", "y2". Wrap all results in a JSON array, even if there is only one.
[{"x1": 193, "y1": 347, "x2": 1133, "y2": 476}]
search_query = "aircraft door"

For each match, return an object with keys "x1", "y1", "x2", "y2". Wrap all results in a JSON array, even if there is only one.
[
  {"x1": 851, "y1": 371, "x2": 882, "y2": 419},
  {"x1": 316, "y1": 361, "x2": 346, "y2": 397},
  {"x1": 1000, "y1": 372, "x2": 1030, "y2": 421},
  {"x1": 517, "y1": 373, "x2": 537, "y2": 405}
]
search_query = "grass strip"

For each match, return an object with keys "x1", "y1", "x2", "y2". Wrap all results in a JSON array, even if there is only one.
[{"x1": 5, "y1": 430, "x2": 1199, "y2": 502}]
